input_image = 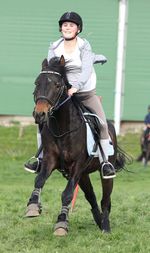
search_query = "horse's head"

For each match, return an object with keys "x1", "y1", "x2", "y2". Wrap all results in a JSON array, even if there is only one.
[{"x1": 33, "y1": 55, "x2": 70, "y2": 124}]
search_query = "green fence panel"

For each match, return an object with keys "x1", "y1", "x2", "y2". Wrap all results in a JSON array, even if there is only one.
[
  {"x1": 0, "y1": 0, "x2": 118, "y2": 118},
  {"x1": 123, "y1": 0, "x2": 150, "y2": 121}
]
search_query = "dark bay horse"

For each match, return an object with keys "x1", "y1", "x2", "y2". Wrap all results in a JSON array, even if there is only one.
[
  {"x1": 137, "y1": 128, "x2": 150, "y2": 166},
  {"x1": 144, "y1": 132, "x2": 150, "y2": 166},
  {"x1": 25, "y1": 56, "x2": 127, "y2": 236}
]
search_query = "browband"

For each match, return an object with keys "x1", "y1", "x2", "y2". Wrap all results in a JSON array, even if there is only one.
[{"x1": 40, "y1": 70, "x2": 61, "y2": 76}]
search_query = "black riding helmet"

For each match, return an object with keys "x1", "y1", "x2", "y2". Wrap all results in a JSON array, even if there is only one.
[{"x1": 59, "y1": 12, "x2": 83, "y2": 33}]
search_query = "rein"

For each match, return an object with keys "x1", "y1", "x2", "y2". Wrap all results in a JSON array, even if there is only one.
[
  {"x1": 47, "y1": 110, "x2": 85, "y2": 138},
  {"x1": 54, "y1": 96, "x2": 71, "y2": 111}
]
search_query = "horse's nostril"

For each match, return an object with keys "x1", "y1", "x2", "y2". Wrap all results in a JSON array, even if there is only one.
[
  {"x1": 33, "y1": 111, "x2": 47, "y2": 124},
  {"x1": 39, "y1": 111, "x2": 45, "y2": 117}
]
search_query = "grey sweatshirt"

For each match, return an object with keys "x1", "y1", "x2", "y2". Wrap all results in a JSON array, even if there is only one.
[{"x1": 47, "y1": 37, "x2": 107, "y2": 92}]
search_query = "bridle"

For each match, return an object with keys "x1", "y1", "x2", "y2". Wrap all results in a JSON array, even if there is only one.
[
  {"x1": 35, "y1": 70, "x2": 70, "y2": 114},
  {"x1": 34, "y1": 68, "x2": 84, "y2": 139}
]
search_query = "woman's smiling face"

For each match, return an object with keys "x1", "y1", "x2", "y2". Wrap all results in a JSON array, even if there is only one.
[{"x1": 61, "y1": 22, "x2": 79, "y2": 39}]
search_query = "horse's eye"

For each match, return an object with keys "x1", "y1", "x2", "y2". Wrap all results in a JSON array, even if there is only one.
[
  {"x1": 48, "y1": 78, "x2": 52, "y2": 83},
  {"x1": 56, "y1": 82, "x2": 61, "y2": 88}
]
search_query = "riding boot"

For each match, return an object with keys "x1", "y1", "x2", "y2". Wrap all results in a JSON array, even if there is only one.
[
  {"x1": 24, "y1": 127, "x2": 43, "y2": 173},
  {"x1": 100, "y1": 139, "x2": 116, "y2": 179}
]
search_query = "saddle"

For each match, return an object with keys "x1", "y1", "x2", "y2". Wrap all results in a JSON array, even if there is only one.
[
  {"x1": 72, "y1": 96, "x2": 114, "y2": 161},
  {"x1": 72, "y1": 96, "x2": 101, "y2": 140}
]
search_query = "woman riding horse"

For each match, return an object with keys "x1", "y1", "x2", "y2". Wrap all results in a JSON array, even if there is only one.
[
  {"x1": 24, "y1": 11, "x2": 115, "y2": 179},
  {"x1": 25, "y1": 55, "x2": 127, "y2": 235}
]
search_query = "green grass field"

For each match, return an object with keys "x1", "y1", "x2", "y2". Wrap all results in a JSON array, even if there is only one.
[{"x1": 0, "y1": 125, "x2": 150, "y2": 253}]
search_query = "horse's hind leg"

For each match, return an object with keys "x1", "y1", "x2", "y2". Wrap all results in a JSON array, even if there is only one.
[
  {"x1": 79, "y1": 174, "x2": 102, "y2": 229},
  {"x1": 100, "y1": 177, "x2": 113, "y2": 232},
  {"x1": 25, "y1": 165, "x2": 52, "y2": 217}
]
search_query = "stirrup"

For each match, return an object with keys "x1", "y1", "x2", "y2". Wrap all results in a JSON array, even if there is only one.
[
  {"x1": 101, "y1": 161, "x2": 116, "y2": 179},
  {"x1": 24, "y1": 156, "x2": 40, "y2": 173}
]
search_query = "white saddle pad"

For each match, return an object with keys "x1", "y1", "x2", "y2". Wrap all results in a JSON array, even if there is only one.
[{"x1": 86, "y1": 122, "x2": 114, "y2": 161}]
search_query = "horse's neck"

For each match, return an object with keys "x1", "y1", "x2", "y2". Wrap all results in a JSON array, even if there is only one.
[{"x1": 55, "y1": 98, "x2": 81, "y2": 129}]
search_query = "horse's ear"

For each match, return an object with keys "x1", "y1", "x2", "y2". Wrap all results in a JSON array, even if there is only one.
[
  {"x1": 60, "y1": 55, "x2": 65, "y2": 66},
  {"x1": 42, "y1": 58, "x2": 48, "y2": 70}
]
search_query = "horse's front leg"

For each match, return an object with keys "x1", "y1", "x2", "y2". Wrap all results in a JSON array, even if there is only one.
[
  {"x1": 54, "y1": 177, "x2": 77, "y2": 236},
  {"x1": 100, "y1": 176, "x2": 113, "y2": 233},
  {"x1": 25, "y1": 160, "x2": 54, "y2": 218}
]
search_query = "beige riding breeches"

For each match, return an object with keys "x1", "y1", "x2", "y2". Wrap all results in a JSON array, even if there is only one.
[{"x1": 75, "y1": 89, "x2": 109, "y2": 139}]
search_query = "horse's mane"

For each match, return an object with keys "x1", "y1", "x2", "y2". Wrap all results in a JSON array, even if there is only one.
[
  {"x1": 48, "y1": 57, "x2": 68, "y2": 87},
  {"x1": 48, "y1": 56, "x2": 78, "y2": 89},
  {"x1": 48, "y1": 56, "x2": 78, "y2": 73},
  {"x1": 48, "y1": 57, "x2": 65, "y2": 74}
]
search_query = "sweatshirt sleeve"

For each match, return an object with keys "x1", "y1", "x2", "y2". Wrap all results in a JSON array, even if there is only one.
[
  {"x1": 72, "y1": 40, "x2": 107, "y2": 91},
  {"x1": 72, "y1": 41, "x2": 94, "y2": 90}
]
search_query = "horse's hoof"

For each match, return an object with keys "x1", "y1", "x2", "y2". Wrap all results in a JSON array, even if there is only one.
[
  {"x1": 25, "y1": 203, "x2": 41, "y2": 218},
  {"x1": 91, "y1": 207, "x2": 101, "y2": 228},
  {"x1": 102, "y1": 228, "x2": 111, "y2": 233},
  {"x1": 53, "y1": 221, "x2": 68, "y2": 236},
  {"x1": 101, "y1": 211, "x2": 111, "y2": 233},
  {"x1": 53, "y1": 228, "x2": 68, "y2": 236}
]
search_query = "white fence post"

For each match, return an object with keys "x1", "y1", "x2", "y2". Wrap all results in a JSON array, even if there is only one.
[{"x1": 114, "y1": 0, "x2": 128, "y2": 135}]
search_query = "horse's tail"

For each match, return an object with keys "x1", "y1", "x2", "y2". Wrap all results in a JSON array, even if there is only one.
[{"x1": 115, "y1": 145, "x2": 133, "y2": 172}]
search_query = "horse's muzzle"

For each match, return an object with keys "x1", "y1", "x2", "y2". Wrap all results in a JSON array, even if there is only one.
[
  {"x1": 33, "y1": 100, "x2": 51, "y2": 124},
  {"x1": 33, "y1": 110, "x2": 48, "y2": 124}
]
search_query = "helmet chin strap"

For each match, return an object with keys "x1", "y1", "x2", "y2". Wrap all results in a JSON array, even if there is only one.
[
  {"x1": 62, "y1": 31, "x2": 80, "y2": 41},
  {"x1": 64, "y1": 36, "x2": 76, "y2": 41}
]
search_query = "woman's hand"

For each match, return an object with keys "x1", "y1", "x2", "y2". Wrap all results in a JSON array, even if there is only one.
[{"x1": 68, "y1": 87, "x2": 78, "y2": 96}]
